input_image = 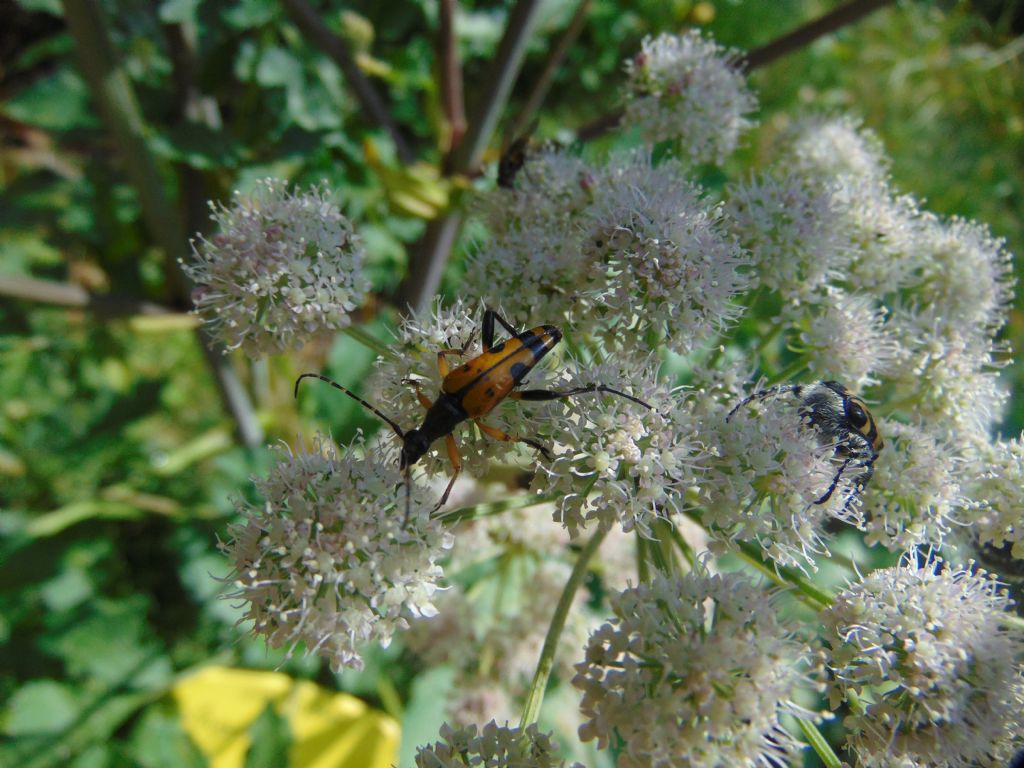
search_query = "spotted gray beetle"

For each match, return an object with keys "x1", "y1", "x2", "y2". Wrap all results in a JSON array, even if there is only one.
[{"x1": 727, "y1": 380, "x2": 883, "y2": 510}]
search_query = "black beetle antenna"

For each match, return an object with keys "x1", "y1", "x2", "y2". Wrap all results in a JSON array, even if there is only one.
[{"x1": 294, "y1": 373, "x2": 406, "y2": 439}]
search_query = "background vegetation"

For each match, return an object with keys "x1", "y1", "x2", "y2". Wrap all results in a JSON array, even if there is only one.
[{"x1": 1, "y1": 0, "x2": 1022, "y2": 766}]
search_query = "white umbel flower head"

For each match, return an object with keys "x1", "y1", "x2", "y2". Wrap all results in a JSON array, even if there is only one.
[
  {"x1": 530, "y1": 359, "x2": 704, "y2": 538},
  {"x1": 185, "y1": 179, "x2": 369, "y2": 357},
  {"x1": 223, "y1": 436, "x2": 452, "y2": 671},
  {"x1": 466, "y1": 150, "x2": 597, "y2": 325},
  {"x1": 774, "y1": 114, "x2": 889, "y2": 184},
  {"x1": 574, "y1": 569, "x2": 820, "y2": 767},
  {"x1": 703, "y1": 386, "x2": 866, "y2": 569},
  {"x1": 623, "y1": 31, "x2": 757, "y2": 166},
  {"x1": 911, "y1": 214, "x2": 1015, "y2": 341},
  {"x1": 820, "y1": 555, "x2": 1024, "y2": 767},
  {"x1": 968, "y1": 436, "x2": 1024, "y2": 560},
  {"x1": 795, "y1": 289, "x2": 899, "y2": 390},
  {"x1": 580, "y1": 153, "x2": 751, "y2": 356},
  {"x1": 861, "y1": 421, "x2": 973, "y2": 551},
  {"x1": 724, "y1": 171, "x2": 851, "y2": 302},
  {"x1": 414, "y1": 721, "x2": 582, "y2": 768}
]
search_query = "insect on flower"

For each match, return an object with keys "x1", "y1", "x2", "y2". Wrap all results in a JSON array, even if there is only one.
[
  {"x1": 296, "y1": 309, "x2": 652, "y2": 522},
  {"x1": 727, "y1": 380, "x2": 883, "y2": 511}
]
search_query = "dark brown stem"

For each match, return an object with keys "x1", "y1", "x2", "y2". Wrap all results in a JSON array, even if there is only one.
[
  {"x1": 281, "y1": 0, "x2": 415, "y2": 164},
  {"x1": 0, "y1": 275, "x2": 178, "y2": 316},
  {"x1": 439, "y1": 0, "x2": 466, "y2": 165},
  {"x1": 398, "y1": 0, "x2": 544, "y2": 315},
  {"x1": 740, "y1": 0, "x2": 896, "y2": 70},
  {"x1": 507, "y1": 0, "x2": 591, "y2": 143},
  {"x1": 61, "y1": 0, "x2": 263, "y2": 448}
]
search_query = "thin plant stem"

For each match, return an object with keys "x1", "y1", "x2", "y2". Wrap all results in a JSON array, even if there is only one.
[
  {"x1": 0, "y1": 274, "x2": 178, "y2": 317},
  {"x1": 342, "y1": 324, "x2": 399, "y2": 361},
  {"x1": 741, "y1": 0, "x2": 896, "y2": 70},
  {"x1": 398, "y1": 0, "x2": 544, "y2": 314},
  {"x1": 734, "y1": 539, "x2": 834, "y2": 610},
  {"x1": 435, "y1": 493, "x2": 557, "y2": 524},
  {"x1": 439, "y1": 0, "x2": 467, "y2": 164},
  {"x1": 797, "y1": 717, "x2": 843, "y2": 768},
  {"x1": 282, "y1": 0, "x2": 415, "y2": 163},
  {"x1": 520, "y1": 526, "x2": 608, "y2": 728},
  {"x1": 61, "y1": 0, "x2": 263, "y2": 448},
  {"x1": 507, "y1": 0, "x2": 592, "y2": 142}
]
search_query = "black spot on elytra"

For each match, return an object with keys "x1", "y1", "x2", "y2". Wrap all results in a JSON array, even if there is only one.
[
  {"x1": 509, "y1": 362, "x2": 529, "y2": 381},
  {"x1": 486, "y1": 388, "x2": 495, "y2": 397},
  {"x1": 490, "y1": 341, "x2": 506, "y2": 353}
]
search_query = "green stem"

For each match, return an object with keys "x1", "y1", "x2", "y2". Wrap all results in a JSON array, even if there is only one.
[
  {"x1": 663, "y1": 519, "x2": 697, "y2": 569},
  {"x1": 796, "y1": 717, "x2": 842, "y2": 768},
  {"x1": 435, "y1": 493, "x2": 556, "y2": 524},
  {"x1": 767, "y1": 353, "x2": 808, "y2": 386},
  {"x1": 342, "y1": 324, "x2": 399, "y2": 361},
  {"x1": 1001, "y1": 614, "x2": 1024, "y2": 632},
  {"x1": 734, "y1": 540, "x2": 834, "y2": 610},
  {"x1": 520, "y1": 526, "x2": 608, "y2": 728}
]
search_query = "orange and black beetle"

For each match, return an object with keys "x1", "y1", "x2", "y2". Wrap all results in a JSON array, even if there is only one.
[{"x1": 297, "y1": 309, "x2": 650, "y2": 520}]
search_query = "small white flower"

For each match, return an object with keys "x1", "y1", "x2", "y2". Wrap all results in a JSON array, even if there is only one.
[
  {"x1": 829, "y1": 176, "x2": 925, "y2": 296},
  {"x1": 466, "y1": 150, "x2": 596, "y2": 325},
  {"x1": 911, "y1": 214, "x2": 1015, "y2": 340},
  {"x1": 703, "y1": 388, "x2": 865, "y2": 569},
  {"x1": 414, "y1": 721, "x2": 582, "y2": 768},
  {"x1": 821, "y1": 555, "x2": 1024, "y2": 767},
  {"x1": 967, "y1": 436, "x2": 1024, "y2": 559},
  {"x1": 795, "y1": 289, "x2": 899, "y2": 389},
  {"x1": 580, "y1": 153, "x2": 752, "y2": 355},
  {"x1": 222, "y1": 436, "x2": 451, "y2": 671},
  {"x1": 574, "y1": 569, "x2": 820, "y2": 767},
  {"x1": 861, "y1": 420, "x2": 974, "y2": 551},
  {"x1": 725, "y1": 171, "x2": 852, "y2": 301},
  {"x1": 623, "y1": 31, "x2": 757, "y2": 165},
  {"x1": 184, "y1": 178, "x2": 368, "y2": 356},
  {"x1": 774, "y1": 114, "x2": 890, "y2": 184},
  {"x1": 530, "y1": 360, "x2": 704, "y2": 538}
]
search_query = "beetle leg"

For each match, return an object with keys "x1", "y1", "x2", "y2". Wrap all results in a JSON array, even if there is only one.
[
  {"x1": 434, "y1": 434, "x2": 462, "y2": 511},
  {"x1": 405, "y1": 379, "x2": 434, "y2": 410},
  {"x1": 482, "y1": 308, "x2": 521, "y2": 350},
  {"x1": 511, "y1": 384, "x2": 653, "y2": 410},
  {"x1": 474, "y1": 419, "x2": 552, "y2": 460}
]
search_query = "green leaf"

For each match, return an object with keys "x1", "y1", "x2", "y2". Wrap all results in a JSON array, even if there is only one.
[
  {"x1": 158, "y1": 0, "x2": 199, "y2": 24},
  {"x1": 4, "y1": 680, "x2": 81, "y2": 736},
  {"x1": 243, "y1": 703, "x2": 291, "y2": 768},
  {"x1": 397, "y1": 666, "x2": 455, "y2": 768},
  {"x1": 222, "y1": 0, "x2": 278, "y2": 29},
  {"x1": 149, "y1": 124, "x2": 239, "y2": 170},
  {"x1": 255, "y1": 47, "x2": 302, "y2": 89},
  {"x1": 128, "y1": 704, "x2": 207, "y2": 768},
  {"x1": 0, "y1": 67, "x2": 96, "y2": 131},
  {"x1": 41, "y1": 598, "x2": 171, "y2": 688}
]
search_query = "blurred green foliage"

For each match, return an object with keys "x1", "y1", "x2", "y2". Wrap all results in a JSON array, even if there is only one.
[{"x1": 1, "y1": 1, "x2": 1022, "y2": 766}]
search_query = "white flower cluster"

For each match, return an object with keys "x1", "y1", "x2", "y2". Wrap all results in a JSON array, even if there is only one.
[
  {"x1": 820, "y1": 556, "x2": 1024, "y2": 766},
  {"x1": 529, "y1": 360, "x2": 704, "y2": 538},
  {"x1": 468, "y1": 152, "x2": 751, "y2": 358},
  {"x1": 623, "y1": 31, "x2": 757, "y2": 165},
  {"x1": 414, "y1": 721, "x2": 582, "y2": 768},
  {"x1": 969, "y1": 437, "x2": 1024, "y2": 559},
  {"x1": 222, "y1": 436, "x2": 452, "y2": 671},
  {"x1": 574, "y1": 569, "x2": 818, "y2": 767},
  {"x1": 861, "y1": 420, "x2": 974, "y2": 551},
  {"x1": 184, "y1": 178, "x2": 369, "y2": 356}
]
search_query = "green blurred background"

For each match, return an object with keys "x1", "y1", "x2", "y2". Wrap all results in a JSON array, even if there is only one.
[{"x1": 1, "y1": 1, "x2": 1022, "y2": 766}]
